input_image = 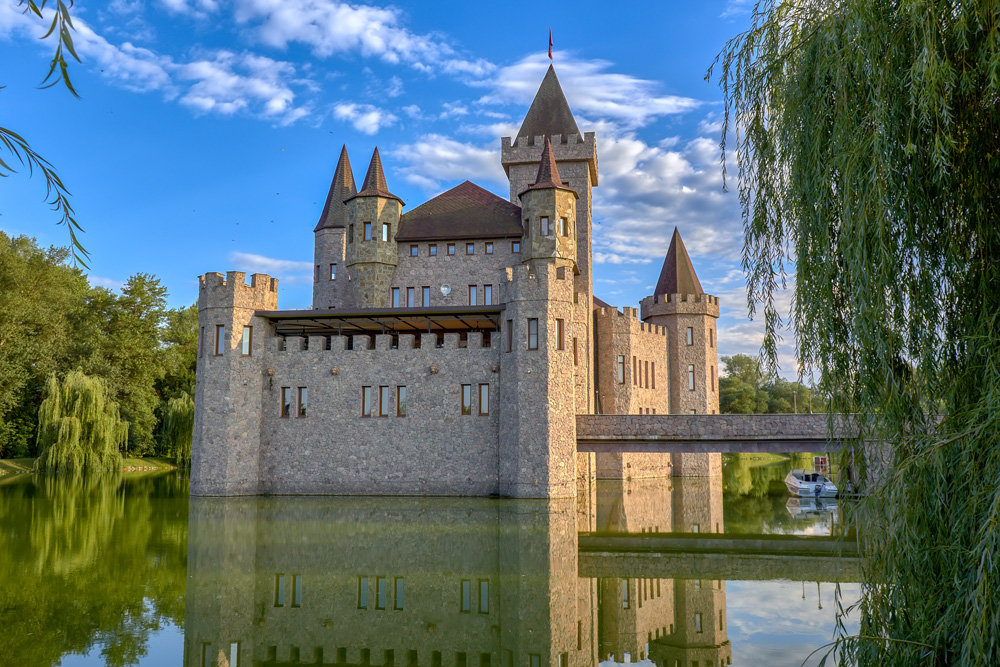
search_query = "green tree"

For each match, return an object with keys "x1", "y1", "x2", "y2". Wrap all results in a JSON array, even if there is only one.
[
  {"x1": 160, "y1": 394, "x2": 194, "y2": 466},
  {"x1": 718, "y1": 354, "x2": 769, "y2": 413},
  {"x1": 34, "y1": 370, "x2": 126, "y2": 474},
  {"x1": 715, "y1": 0, "x2": 1000, "y2": 661}
]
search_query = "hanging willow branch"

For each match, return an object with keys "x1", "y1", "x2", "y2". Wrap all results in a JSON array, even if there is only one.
[{"x1": 711, "y1": 0, "x2": 1000, "y2": 663}]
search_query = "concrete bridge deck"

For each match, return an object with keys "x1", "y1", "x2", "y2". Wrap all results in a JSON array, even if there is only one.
[
  {"x1": 578, "y1": 532, "x2": 861, "y2": 581},
  {"x1": 577, "y1": 414, "x2": 851, "y2": 454}
]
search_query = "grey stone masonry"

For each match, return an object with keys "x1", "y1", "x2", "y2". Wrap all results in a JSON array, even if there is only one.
[
  {"x1": 392, "y1": 237, "x2": 515, "y2": 307},
  {"x1": 312, "y1": 227, "x2": 345, "y2": 309}
]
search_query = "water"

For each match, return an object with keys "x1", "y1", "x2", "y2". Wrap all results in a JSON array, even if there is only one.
[{"x1": 0, "y1": 457, "x2": 859, "y2": 666}]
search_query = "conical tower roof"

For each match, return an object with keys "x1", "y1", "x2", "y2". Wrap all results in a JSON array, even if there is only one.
[
  {"x1": 654, "y1": 228, "x2": 704, "y2": 295},
  {"x1": 518, "y1": 136, "x2": 577, "y2": 197},
  {"x1": 348, "y1": 147, "x2": 404, "y2": 204},
  {"x1": 314, "y1": 145, "x2": 356, "y2": 231},
  {"x1": 516, "y1": 64, "x2": 581, "y2": 142}
]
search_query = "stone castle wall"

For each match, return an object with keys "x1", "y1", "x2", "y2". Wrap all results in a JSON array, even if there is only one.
[
  {"x1": 391, "y1": 237, "x2": 517, "y2": 307},
  {"x1": 312, "y1": 227, "x2": 345, "y2": 310}
]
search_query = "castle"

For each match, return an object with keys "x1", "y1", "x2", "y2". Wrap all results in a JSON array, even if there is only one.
[{"x1": 192, "y1": 64, "x2": 720, "y2": 498}]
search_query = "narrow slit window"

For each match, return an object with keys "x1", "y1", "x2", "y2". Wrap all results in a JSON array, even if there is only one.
[
  {"x1": 394, "y1": 577, "x2": 404, "y2": 610},
  {"x1": 348, "y1": 224, "x2": 354, "y2": 243},
  {"x1": 527, "y1": 318, "x2": 538, "y2": 350},
  {"x1": 709, "y1": 327, "x2": 714, "y2": 347},
  {"x1": 297, "y1": 387, "x2": 308, "y2": 417},
  {"x1": 461, "y1": 384, "x2": 472, "y2": 415},
  {"x1": 364, "y1": 222, "x2": 372, "y2": 241},
  {"x1": 485, "y1": 242, "x2": 494, "y2": 254},
  {"x1": 540, "y1": 216, "x2": 549, "y2": 236},
  {"x1": 379, "y1": 386, "x2": 390, "y2": 417},
  {"x1": 559, "y1": 217, "x2": 568, "y2": 236},
  {"x1": 505, "y1": 319, "x2": 513, "y2": 352},
  {"x1": 422, "y1": 286, "x2": 430, "y2": 306},
  {"x1": 407, "y1": 287, "x2": 415, "y2": 307},
  {"x1": 362, "y1": 386, "x2": 374, "y2": 417},
  {"x1": 396, "y1": 386, "x2": 407, "y2": 417},
  {"x1": 280, "y1": 388, "x2": 291, "y2": 418},
  {"x1": 358, "y1": 576, "x2": 368, "y2": 609},
  {"x1": 651, "y1": 362, "x2": 656, "y2": 388},
  {"x1": 686, "y1": 327, "x2": 694, "y2": 346},
  {"x1": 616, "y1": 355, "x2": 625, "y2": 384},
  {"x1": 392, "y1": 287, "x2": 400, "y2": 308},
  {"x1": 633, "y1": 356, "x2": 638, "y2": 385},
  {"x1": 687, "y1": 365, "x2": 695, "y2": 390},
  {"x1": 215, "y1": 324, "x2": 225, "y2": 356},
  {"x1": 274, "y1": 574, "x2": 285, "y2": 607},
  {"x1": 556, "y1": 318, "x2": 564, "y2": 350},
  {"x1": 330, "y1": 263, "x2": 337, "y2": 280},
  {"x1": 460, "y1": 580, "x2": 471, "y2": 612},
  {"x1": 711, "y1": 365, "x2": 716, "y2": 391},
  {"x1": 478, "y1": 580, "x2": 489, "y2": 613},
  {"x1": 468, "y1": 285, "x2": 477, "y2": 306},
  {"x1": 375, "y1": 576, "x2": 387, "y2": 609},
  {"x1": 694, "y1": 612, "x2": 703, "y2": 633},
  {"x1": 291, "y1": 574, "x2": 302, "y2": 607},
  {"x1": 382, "y1": 223, "x2": 390, "y2": 241},
  {"x1": 242, "y1": 325, "x2": 252, "y2": 356},
  {"x1": 573, "y1": 337, "x2": 578, "y2": 366},
  {"x1": 483, "y1": 285, "x2": 492, "y2": 305},
  {"x1": 645, "y1": 360, "x2": 650, "y2": 388},
  {"x1": 229, "y1": 643, "x2": 240, "y2": 667},
  {"x1": 479, "y1": 384, "x2": 489, "y2": 415}
]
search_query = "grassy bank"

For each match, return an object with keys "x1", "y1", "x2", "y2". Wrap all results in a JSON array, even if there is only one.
[{"x1": 0, "y1": 457, "x2": 177, "y2": 475}]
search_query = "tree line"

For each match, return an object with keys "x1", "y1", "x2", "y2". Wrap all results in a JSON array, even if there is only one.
[
  {"x1": 0, "y1": 231, "x2": 197, "y2": 463},
  {"x1": 718, "y1": 354, "x2": 826, "y2": 415}
]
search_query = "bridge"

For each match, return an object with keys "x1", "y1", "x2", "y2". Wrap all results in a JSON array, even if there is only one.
[
  {"x1": 576, "y1": 414, "x2": 852, "y2": 454},
  {"x1": 578, "y1": 532, "x2": 861, "y2": 582}
]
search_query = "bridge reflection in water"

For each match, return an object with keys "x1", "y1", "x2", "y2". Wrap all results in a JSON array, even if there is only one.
[{"x1": 184, "y1": 476, "x2": 857, "y2": 667}]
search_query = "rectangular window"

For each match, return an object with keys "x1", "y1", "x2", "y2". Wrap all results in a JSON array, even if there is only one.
[
  {"x1": 406, "y1": 287, "x2": 415, "y2": 307},
  {"x1": 540, "y1": 216, "x2": 549, "y2": 236},
  {"x1": 429, "y1": 243, "x2": 437, "y2": 256},
  {"x1": 394, "y1": 577, "x2": 404, "y2": 610},
  {"x1": 447, "y1": 243, "x2": 456, "y2": 255},
  {"x1": 215, "y1": 324, "x2": 225, "y2": 356},
  {"x1": 686, "y1": 327, "x2": 694, "y2": 346},
  {"x1": 711, "y1": 365, "x2": 716, "y2": 391},
  {"x1": 362, "y1": 386, "x2": 374, "y2": 417},
  {"x1": 460, "y1": 580, "x2": 472, "y2": 612},
  {"x1": 558, "y1": 654, "x2": 567, "y2": 667},
  {"x1": 694, "y1": 612, "x2": 703, "y2": 633},
  {"x1": 478, "y1": 580, "x2": 489, "y2": 613},
  {"x1": 348, "y1": 224, "x2": 354, "y2": 243},
  {"x1": 709, "y1": 327, "x2": 714, "y2": 347},
  {"x1": 556, "y1": 318, "x2": 565, "y2": 350},
  {"x1": 241, "y1": 326, "x2": 252, "y2": 356},
  {"x1": 364, "y1": 222, "x2": 372, "y2": 241},
  {"x1": 396, "y1": 386, "x2": 407, "y2": 417},
  {"x1": 229, "y1": 643, "x2": 240, "y2": 667},
  {"x1": 688, "y1": 365, "x2": 696, "y2": 390},
  {"x1": 274, "y1": 574, "x2": 285, "y2": 606},
  {"x1": 466, "y1": 242, "x2": 475, "y2": 255},
  {"x1": 483, "y1": 285, "x2": 492, "y2": 305},
  {"x1": 468, "y1": 285, "x2": 478, "y2": 306},
  {"x1": 512, "y1": 240, "x2": 520, "y2": 253},
  {"x1": 375, "y1": 576, "x2": 387, "y2": 609},
  {"x1": 633, "y1": 356, "x2": 638, "y2": 385},
  {"x1": 645, "y1": 360, "x2": 650, "y2": 388},
  {"x1": 621, "y1": 579, "x2": 630, "y2": 608},
  {"x1": 330, "y1": 263, "x2": 337, "y2": 280},
  {"x1": 291, "y1": 574, "x2": 302, "y2": 607},
  {"x1": 201, "y1": 644, "x2": 211, "y2": 667},
  {"x1": 358, "y1": 577, "x2": 368, "y2": 609},
  {"x1": 392, "y1": 288, "x2": 400, "y2": 308},
  {"x1": 559, "y1": 217, "x2": 568, "y2": 236},
  {"x1": 485, "y1": 242, "x2": 493, "y2": 254},
  {"x1": 616, "y1": 355, "x2": 625, "y2": 384},
  {"x1": 382, "y1": 223, "x2": 390, "y2": 242},
  {"x1": 505, "y1": 319, "x2": 513, "y2": 352},
  {"x1": 410, "y1": 244, "x2": 419, "y2": 257},
  {"x1": 651, "y1": 362, "x2": 656, "y2": 389},
  {"x1": 280, "y1": 388, "x2": 291, "y2": 418},
  {"x1": 573, "y1": 337, "x2": 578, "y2": 366},
  {"x1": 297, "y1": 387, "x2": 308, "y2": 417},
  {"x1": 379, "y1": 386, "x2": 390, "y2": 417},
  {"x1": 422, "y1": 286, "x2": 430, "y2": 306},
  {"x1": 530, "y1": 656, "x2": 540, "y2": 667},
  {"x1": 461, "y1": 384, "x2": 472, "y2": 415},
  {"x1": 479, "y1": 384, "x2": 489, "y2": 415},
  {"x1": 527, "y1": 318, "x2": 538, "y2": 350}
]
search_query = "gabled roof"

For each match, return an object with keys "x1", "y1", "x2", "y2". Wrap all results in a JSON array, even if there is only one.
[
  {"x1": 314, "y1": 145, "x2": 356, "y2": 231},
  {"x1": 396, "y1": 181, "x2": 523, "y2": 241},
  {"x1": 592, "y1": 295, "x2": 617, "y2": 311},
  {"x1": 347, "y1": 147, "x2": 403, "y2": 204},
  {"x1": 516, "y1": 64, "x2": 581, "y2": 141},
  {"x1": 519, "y1": 136, "x2": 577, "y2": 198},
  {"x1": 654, "y1": 227, "x2": 705, "y2": 295}
]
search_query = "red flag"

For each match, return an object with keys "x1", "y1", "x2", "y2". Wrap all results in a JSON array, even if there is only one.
[{"x1": 548, "y1": 29, "x2": 553, "y2": 60}]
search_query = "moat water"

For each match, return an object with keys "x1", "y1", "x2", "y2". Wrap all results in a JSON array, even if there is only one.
[{"x1": 0, "y1": 455, "x2": 859, "y2": 666}]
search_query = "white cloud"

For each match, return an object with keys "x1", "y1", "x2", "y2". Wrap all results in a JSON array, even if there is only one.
[
  {"x1": 231, "y1": 0, "x2": 494, "y2": 77},
  {"x1": 478, "y1": 52, "x2": 702, "y2": 130},
  {"x1": 229, "y1": 251, "x2": 312, "y2": 283},
  {"x1": 439, "y1": 101, "x2": 468, "y2": 118},
  {"x1": 721, "y1": 0, "x2": 754, "y2": 19},
  {"x1": 159, "y1": 0, "x2": 219, "y2": 16},
  {"x1": 390, "y1": 134, "x2": 506, "y2": 192},
  {"x1": 386, "y1": 75, "x2": 403, "y2": 98},
  {"x1": 333, "y1": 102, "x2": 397, "y2": 134},
  {"x1": 87, "y1": 275, "x2": 125, "y2": 291}
]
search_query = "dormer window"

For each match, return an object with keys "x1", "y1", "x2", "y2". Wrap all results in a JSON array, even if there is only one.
[{"x1": 540, "y1": 216, "x2": 550, "y2": 236}]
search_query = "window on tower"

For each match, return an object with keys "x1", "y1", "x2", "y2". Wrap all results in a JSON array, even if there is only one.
[
  {"x1": 559, "y1": 217, "x2": 568, "y2": 236},
  {"x1": 527, "y1": 319, "x2": 538, "y2": 350},
  {"x1": 686, "y1": 327, "x2": 694, "y2": 346},
  {"x1": 364, "y1": 222, "x2": 372, "y2": 241},
  {"x1": 687, "y1": 365, "x2": 696, "y2": 390},
  {"x1": 330, "y1": 263, "x2": 337, "y2": 280},
  {"x1": 382, "y1": 223, "x2": 390, "y2": 241},
  {"x1": 540, "y1": 216, "x2": 549, "y2": 236}
]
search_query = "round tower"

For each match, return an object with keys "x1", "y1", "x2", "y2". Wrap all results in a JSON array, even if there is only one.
[
  {"x1": 640, "y1": 228, "x2": 721, "y2": 476},
  {"x1": 312, "y1": 145, "x2": 356, "y2": 310},
  {"x1": 344, "y1": 147, "x2": 402, "y2": 308}
]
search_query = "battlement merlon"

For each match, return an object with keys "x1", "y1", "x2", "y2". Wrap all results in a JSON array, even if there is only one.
[
  {"x1": 640, "y1": 292, "x2": 720, "y2": 320},
  {"x1": 501, "y1": 132, "x2": 598, "y2": 185},
  {"x1": 198, "y1": 271, "x2": 279, "y2": 312},
  {"x1": 594, "y1": 305, "x2": 667, "y2": 335}
]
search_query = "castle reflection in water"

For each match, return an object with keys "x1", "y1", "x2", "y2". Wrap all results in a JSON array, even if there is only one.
[{"x1": 185, "y1": 477, "x2": 730, "y2": 667}]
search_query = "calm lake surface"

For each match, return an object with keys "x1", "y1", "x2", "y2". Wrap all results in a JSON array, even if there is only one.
[{"x1": 0, "y1": 456, "x2": 859, "y2": 666}]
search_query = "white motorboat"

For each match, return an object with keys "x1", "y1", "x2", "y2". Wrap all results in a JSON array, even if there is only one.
[{"x1": 785, "y1": 469, "x2": 838, "y2": 498}]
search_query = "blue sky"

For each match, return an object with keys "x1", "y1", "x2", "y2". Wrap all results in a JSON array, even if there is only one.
[{"x1": 0, "y1": 0, "x2": 801, "y2": 375}]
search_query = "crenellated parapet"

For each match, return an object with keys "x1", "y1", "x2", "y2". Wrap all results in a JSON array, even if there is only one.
[
  {"x1": 640, "y1": 292, "x2": 720, "y2": 320},
  {"x1": 199, "y1": 271, "x2": 278, "y2": 311},
  {"x1": 501, "y1": 132, "x2": 598, "y2": 184}
]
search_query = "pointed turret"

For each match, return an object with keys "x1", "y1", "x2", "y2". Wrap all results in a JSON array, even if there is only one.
[
  {"x1": 516, "y1": 64, "x2": 581, "y2": 141},
  {"x1": 348, "y1": 147, "x2": 403, "y2": 204},
  {"x1": 314, "y1": 145, "x2": 356, "y2": 231},
  {"x1": 519, "y1": 136, "x2": 575, "y2": 196},
  {"x1": 654, "y1": 228, "x2": 704, "y2": 296}
]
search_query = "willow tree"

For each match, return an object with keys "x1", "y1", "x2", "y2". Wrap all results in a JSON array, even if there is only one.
[
  {"x1": 35, "y1": 370, "x2": 126, "y2": 475},
  {"x1": 160, "y1": 394, "x2": 194, "y2": 467},
  {"x1": 713, "y1": 1, "x2": 1000, "y2": 663}
]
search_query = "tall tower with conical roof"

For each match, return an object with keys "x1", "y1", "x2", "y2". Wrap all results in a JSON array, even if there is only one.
[
  {"x1": 344, "y1": 147, "x2": 403, "y2": 308},
  {"x1": 640, "y1": 228, "x2": 721, "y2": 476},
  {"x1": 502, "y1": 64, "x2": 598, "y2": 413},
  {"x1": 313, "y1": 145, "x2": 356, "y2": 309}
]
